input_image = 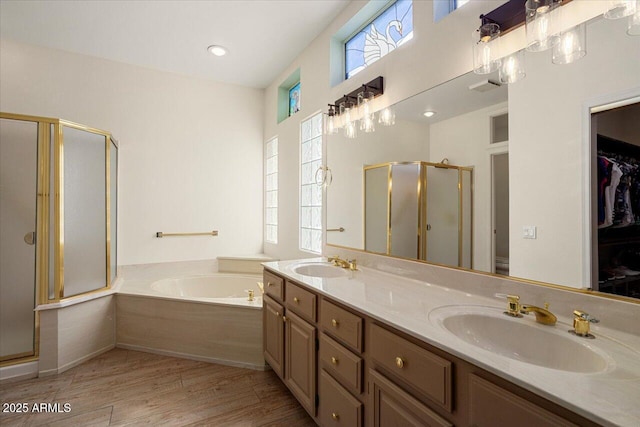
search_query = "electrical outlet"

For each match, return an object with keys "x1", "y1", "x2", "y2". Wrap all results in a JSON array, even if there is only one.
[{"x1": 523, "y1": 226, "x2": 537, "y2": 239}]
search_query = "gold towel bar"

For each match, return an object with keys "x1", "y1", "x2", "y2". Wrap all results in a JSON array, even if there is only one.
[
  {"x1": 156, "y1": 230, "x2": 218, "y2": 238},
  {"x1": 327, "y1": 227, "x2": 345, "y2": 232}
]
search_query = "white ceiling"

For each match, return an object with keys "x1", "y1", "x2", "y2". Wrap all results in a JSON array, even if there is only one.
[{"x1": 0, "y1": 0, "x2": 350, "y2": 88}]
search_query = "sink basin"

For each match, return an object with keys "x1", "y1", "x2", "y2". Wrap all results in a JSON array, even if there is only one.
[
  {"x1": 429, "y1": 306, "x2": 612, "y2": 373},
  {"x1": 291, "y1": 262, "x2": 349, "y2": 278}
]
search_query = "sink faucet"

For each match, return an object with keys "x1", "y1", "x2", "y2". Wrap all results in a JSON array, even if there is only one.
[
  {"x1": 520, "y1": 303, "x2": 557, "y2": 326},
  {"x1": 328, "y1": 256, "x2": 357, "y2": 271},
  {"x1": 570, "y1": 310, "x2": 598, "y2": 338}
]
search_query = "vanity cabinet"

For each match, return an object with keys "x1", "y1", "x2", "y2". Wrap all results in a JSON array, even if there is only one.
[
  {"x1": 263, "y1": 268, "x2": 600, "y2": 427},
  {"x1": 263, "y1": 295, "x2": 284, "y2": 379},
  {"x1": 285, "y1": 309, "x2": 317, "y2": 416},
  {"x1": 369, "y1": 369, "x2": 452, "y2": 427}
]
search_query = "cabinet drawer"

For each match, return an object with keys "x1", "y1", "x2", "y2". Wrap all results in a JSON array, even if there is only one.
[
  {"x1": 370, "y1": 324, "x2": 452, "y2": 412},
  {"x1": 319, "y1": 333, "x2": 363, "y2": 395},
  {"x1": 320, "y1": 370, "x2": 362, "y2": 427},
  {"x1": 263, "y1": 270, "x2": 284, "y2": 301},
  {"x1": 285, "y1": 281, "x2": 316, "y2": 322},
  {"x1": 320, "y1": 300, "x2": 363, "y2": 353},
  {"x1": 369, "y1": 370, "x2": 452, "y2": 427}
]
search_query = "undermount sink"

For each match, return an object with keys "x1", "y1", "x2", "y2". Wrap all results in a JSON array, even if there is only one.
[
  {"x1": 290, "y1": 262, "x2": 349, "y2": 278},
  {"x1": 429, "y1": 305, "x2": 612, "y2": 373}
]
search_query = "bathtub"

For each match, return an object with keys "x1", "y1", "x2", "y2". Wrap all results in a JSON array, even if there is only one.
[
  {"x1": 116, "y1": 264, "x2": 266, "y2": 370},
  {"x1": 150, "y1": 274, "x2": 263, "y2": 307}
]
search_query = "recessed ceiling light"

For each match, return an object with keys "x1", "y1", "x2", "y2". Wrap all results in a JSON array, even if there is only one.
[
  {"x1": 423, "y1": 111, "x2": 436, "y2": 118},
  {"x1": 207, "y1": 45, "x2": 227, "y2": 56}
]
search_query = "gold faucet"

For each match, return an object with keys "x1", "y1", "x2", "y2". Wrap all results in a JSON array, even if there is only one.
[
  {"x1": 571, "y1": 310, "x2": 598, "y2": 338},
  {"x1": 520, "y1": 303, "x2": 557, "y2": 326},
  {"x1": 328, "y1": 256, "x2": 357, "y2": 271}
]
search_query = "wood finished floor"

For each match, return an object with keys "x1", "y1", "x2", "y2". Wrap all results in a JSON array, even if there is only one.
[{"x1": 0, "y1": 348, "x2": 316, "y2": 426}]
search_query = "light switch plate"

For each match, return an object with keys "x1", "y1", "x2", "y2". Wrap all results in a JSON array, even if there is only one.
[{"x1": 523, "y1": 226, "x2": 537, "y2": 239}]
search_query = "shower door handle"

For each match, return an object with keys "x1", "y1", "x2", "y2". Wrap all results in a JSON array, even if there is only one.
[{"x1": 24, "y1": 231, "x2": 36, "y2": 245}]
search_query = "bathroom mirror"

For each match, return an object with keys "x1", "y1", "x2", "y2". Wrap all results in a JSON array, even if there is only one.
[{"x1": 326, "y1": 16, "x2": 640, "y2": 300}]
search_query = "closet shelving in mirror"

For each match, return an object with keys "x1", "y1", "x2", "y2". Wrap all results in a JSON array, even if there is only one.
[{"x1": 596, "y1": 134, "x2": 640, "y2": 299}]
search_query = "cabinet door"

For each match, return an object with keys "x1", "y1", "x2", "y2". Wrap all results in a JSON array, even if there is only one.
[
  {"x1": 263, "y1": 295, "x2": 284, "y2": 378},
  {"x1": 285, "y1": 310, "x2": 317, "y2": 417},
  {"x1": 469, "y1": 375, "x2": 577, "y2": 427},
  {"x1": 369, "y1": 370, "x2": 452, "y2": 427}
]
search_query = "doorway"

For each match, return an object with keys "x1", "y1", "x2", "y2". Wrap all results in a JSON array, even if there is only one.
[{"x1": 492, "y1": 152, "x2": 509, "y2": 275}]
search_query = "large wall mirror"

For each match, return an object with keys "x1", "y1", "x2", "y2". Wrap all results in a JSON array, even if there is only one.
[{"x1": 326, "y1": 16, "x2": 640, "y2": 301}]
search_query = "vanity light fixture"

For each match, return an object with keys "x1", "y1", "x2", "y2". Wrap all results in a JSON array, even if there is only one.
[
  {"x1": 327, "y1": 76, "x2": 385, "y2": 139},
  {"x1": 207, "y1": 45, "x2": 228, "y2": 56},
  {"x1": 423, "y1": 111, "x2": 436, "y2": 118},
  {"x1": 604, "y1": 0, "x2": 637, "y2": 20},
  {"x1": 325, "y1": 104, "x2": 339, "y2": 135},
  {"x1": 552, "y1": 24, "x2": 587, "y2": 65},
  {"x1": 472, "y1": 22, "x2": 501, "y2": 75},
  {"x1": 358, "y1": 90, "x2": 376, "y2": 133},
  {"x1": 525, "y1": 0, "x2": 560, "y2": 52},
  {"x1": 499, "y1": 50, "x2": 526, "y2": 83},
  {"x1": 378, "y1": 107, "x2": 396, "y2": 126}
]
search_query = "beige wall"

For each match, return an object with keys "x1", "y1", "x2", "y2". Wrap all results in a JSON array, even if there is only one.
[
  {"x1": 0, "y1": 39, "x2": 265, "y2": 266},
  {"x1": 509, "y1": 17, "x2": 640, "y2": 287}
]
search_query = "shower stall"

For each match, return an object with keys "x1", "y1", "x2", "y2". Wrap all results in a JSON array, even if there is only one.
[
  {"x1": 0, "y1": 112, "x2": 117, "y2": 366},
  {"x1": 364, "y1": 161, "x2": 473, "y2": 268}
]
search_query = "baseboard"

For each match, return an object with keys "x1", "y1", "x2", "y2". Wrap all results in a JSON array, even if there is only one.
[
  {"x1": 0, "y1": 361, "x2": 39, "y2": 383},
  {"x1": 39, "y1": 344, "x2": 115, "y2": 377},
  {"x1": 116, "y1": 342, "x2": 268, "y2": 371}
]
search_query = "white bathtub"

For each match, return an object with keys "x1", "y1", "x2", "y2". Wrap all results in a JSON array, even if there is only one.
[
  {"x1": 116, "y1": 266, "x2": 265, "y2": 370},
  {"x1": 150, "y1": 274, "x2": 263, "y2": 307}
]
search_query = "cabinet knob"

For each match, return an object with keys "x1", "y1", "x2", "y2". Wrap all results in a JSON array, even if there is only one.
[
  {"x1": 331, "y1": 356, "x2": 338, "y2": 365},
  {"x1": 332, "y1": 412, "x2": 340, "y2": 421},
  {"x1": 395, "y1": 356, "x2": 405, "y2": 368},
  {"x1": 294, "y1": 297, "x2": 300, "y2": 303},
  {"x1": 275, "y1": 311, "x2": 280, "y2": 317},
  {"x1": 282, "y1": 316, "x2": 287, "y2": 323},
  {"x1": 267, "y1": 282, "x2": 273, "y2": 287},
  {"x1": 331, "y1": 319, "x2": 339, "y2": 327}
]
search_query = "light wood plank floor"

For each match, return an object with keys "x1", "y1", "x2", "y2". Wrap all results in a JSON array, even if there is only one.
[{"x1": 0, "y1": 348, "x2": 316, "y2": 426}]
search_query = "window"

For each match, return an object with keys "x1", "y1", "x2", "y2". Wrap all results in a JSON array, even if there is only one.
[
  {"x1": 265, "y1": 137, "x2": 278, "y2": 244},
  {"x1": 300, "y1": 113, "x2": 323, "y2": 253},
  {"x1": 289, "y1": 82, "x2": 301, "y2": 116},
  {"x1": 434, "y1": 0, "x2": 470, "y2": 23},
  {"x1": 345, "y1": 0, "x2": 413, "y2": 79}
]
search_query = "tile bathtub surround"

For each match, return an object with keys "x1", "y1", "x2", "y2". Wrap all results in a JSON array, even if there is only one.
[{"x1": 0, "y1": 348, "x2": 314, "y2": 426}]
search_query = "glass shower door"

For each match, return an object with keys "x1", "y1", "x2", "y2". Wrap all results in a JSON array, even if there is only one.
[{"x1": 0, "y1": 118, "x2": 38, "y2": 361}]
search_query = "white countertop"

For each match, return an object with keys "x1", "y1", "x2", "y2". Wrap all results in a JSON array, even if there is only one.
[{"x1": 264, "y1": 258, "x2": 640, "y2": 427}]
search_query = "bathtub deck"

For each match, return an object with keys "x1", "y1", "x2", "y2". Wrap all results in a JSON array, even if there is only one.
[{"x1": 0, "y1": 348, "x2": 315, "y2": 426}]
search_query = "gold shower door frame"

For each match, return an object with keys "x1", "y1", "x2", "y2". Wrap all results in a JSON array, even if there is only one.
[{"x1": 0, "y1": 112, "x2": 116, "y2": 366}]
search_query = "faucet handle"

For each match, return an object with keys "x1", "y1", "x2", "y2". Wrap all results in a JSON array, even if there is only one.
[
  {"x1": 571, "y1": 310, "x2": 598, "y2": 338},
  {"x1": 348, "y1": 259, "x2": 357, "y2": 271},
  {"x1": 504, "y1": 294, "x2": 522, "y2": 318}
]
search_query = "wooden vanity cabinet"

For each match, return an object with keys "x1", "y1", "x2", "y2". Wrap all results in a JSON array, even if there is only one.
[
  {"x1": 263, "y1": 294, "x2": 284, "y2": 379},
  {"x1": 263, "y1": 268, "x2": 600, "y2": 427}
]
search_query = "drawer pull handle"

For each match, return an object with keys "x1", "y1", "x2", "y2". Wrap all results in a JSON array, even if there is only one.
[
  {"x1": 331, "y1": 319, "x2": 339, "y2": 327},
  {"x1": 395, "y1": 356, "x2": 405, "y2": 368},
  {"x1": 294, "y1": 297, "x2": 300, "y2": 303},
  {"x1": 331, "y1": 356, "x2": 338, "y2": 365},
  {"x1": 282, "y1": 316, "x2": 287, "y2": 323},
  {"x1": 332, "y1": 412, "x2": 340, "y2": 421}
]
